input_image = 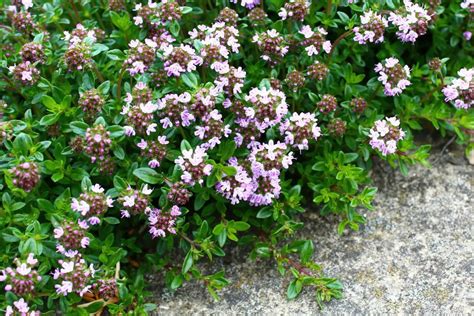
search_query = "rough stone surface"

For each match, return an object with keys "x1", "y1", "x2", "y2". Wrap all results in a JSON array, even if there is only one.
[{"x1": 150, "y1": 147, "x2": 473, "y2": 315}]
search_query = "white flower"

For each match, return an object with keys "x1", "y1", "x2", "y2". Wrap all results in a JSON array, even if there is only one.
[
  {"x1": 91, "y1": 184, "x2": 104, "y2": 193},
  {"x1": 54, "y1": 227, "x2": 64, "y2": 238},
  {"x1": 16, "y1": 263, "x2": 31, "y2": 276},
  {"x1": 55, "y1": 281, "x2": 73, "y2": 295},
  {"x1": 142, "y1": 184, "x2": 153, "y2": 195},
  {"x1": 123, "y1": 195, "x2": 135, "y2": 207},
  {"x1": 22, "y1": 0, "x2": 33, "y2": 10}
]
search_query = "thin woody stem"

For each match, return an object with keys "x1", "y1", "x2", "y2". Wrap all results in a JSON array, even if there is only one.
[
  {"x1": 326, "y1": 0, "x2": 333, "y2": 16},
  {"x1": 116, "y1": 67, "x2": 126, "y2": 101},
  {"x1": 328, "y1": 30, "x2": 353, "y2": 61}
]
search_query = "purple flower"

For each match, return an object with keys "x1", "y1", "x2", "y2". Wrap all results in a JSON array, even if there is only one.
[
  {"x1": 369, "y1": 116, "x2": 405, "y2": 156},
  {"x1": 353, "y1": 11, "x2": 388, "y2": 44},
  {"x1": 442, "y1": 68, "x2": 473, "y2": 109},
  {"x1": 374, "y1": 58, "x2": 411, "y2": 96},
  {"x1": 388, "y1": 0, "x2": 431, "y2": 43}
]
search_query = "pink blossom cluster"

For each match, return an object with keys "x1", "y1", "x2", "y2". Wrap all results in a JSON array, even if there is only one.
[
  {"x1": 442, "y1": 68, "x2": 473, "y2": 109},
  {"x1": 388, "y1": 0, "x2": 431, "y2": 43},
  {"x1": 133, "y1": 1, "x2": 182, "y2": 27},
  {"x1": 122, "y1": 85, "x2": 158, "y2": 136},
  {"x1": 461, "y1": 0, "x2": 473, "y2": 10},
  {"x1": 5, "y1": 298, "x2": 39, "y2": 316},
  {"x1": 189, "y1": 22, "x2": 240, "y2": 56},
  {"x1": 0, "y1": 253, "x2": 41, "y2": 296},
  {"x1": 10, "y1": 161, "x2": 40, "y2": 192},
  {"x1": 138, "y1": 136, "x2": 169, "y2": 168},
  {"x1": 215, "y1": 139, "x2": 295, "y2": 207},
  {"x1": 194, "y1": 110, "x2": 232, "y2": 149},
  {"x1": 241, "y1": 87, "x2": 289, "y2": 132},
  {"x1": 118, "y1": 185, "x2": 153, "y2": 218},
  {"x1": 62, "y1": 24, "x2": 101, "y2": 71},
  {"x1": 299, "y1": 25, "x2": 332, "y2": 57},
  {"x1": 52, "y1": 254, "x2": 96, "y2": 297},
  {"x1": 374, "y1": 57, "x2": 411, "y2": 96},
  {"x1": 82, "y1": 124, "x2": 115, "y2": 174},
  {"x1": 353, "y1": 11, "x2": 388, "y2": 44},
  {"x1": 63, "y1": 23, "x2": 99, "y2": 46},
  {"x1": 252, "y1": 29, "x2": 289, "y2": 63},
  {"x1": 174, "y1": 146, "x2": 213, "y2": 185},
  {"x1": 189, "y1": 87, "x2": 218, "y2": 119},
  {"x1": 161, "y1": 44, "x2": 203, "y2": 77},
  {"x1": 229, "y1": 0, "x2": 260, "y2": 9},
  {"x1": 53, "y1": 219, "x2": 90, "y2": 256},
  {"x1": 215, "y1": 65, "x2": 246, "y2": 96},
  {"x1": 8, "y1": 61, "x2": 40, "y2": 85},
  {"x1": 369, "y1": 116, "x2": 406, "y2": 155},
  {"x1": 147, "y1": 205, "x2": 182, "y2": 238},
  {"x1": 279, "y1": 112, "x2": 322, "y2": 151},
  {"x1": 278, "y1": 0, "x2": 310, "y2": 21},
  {"x1": 124, "y1": 39, "x2": 157, "y2": 76},
  {"x1": 157, "y1": 92, "x2": 195, "y2": 128},
  {"x1": 71, "y1": 184, "x2": 114, "y2": 225}
]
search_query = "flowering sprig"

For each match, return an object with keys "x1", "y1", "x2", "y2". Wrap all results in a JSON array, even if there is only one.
[
  {"x1": 374, "y1": 57, "x2": 411, "y2": 96},
  {"x1": 118, "y1": 185, "x2": 153, "y2": 218},
  {"x1": 5, "y1": 298, "x2": 39, "y2": 316},
  {"x1": 353, "y1": 11, "x2": 388, "y2": 44},
  {"x1": 71, "y1": 184, "x2": 114, "y2": 225},
  {"x1": 299, "y1": 25, "x2": 332, "y2": 57},
  {"x1": 442, "y1": 68, "x2": 473, "y2": 109},
  {"x1": 279, "y1": 112, "x2": 321, "y2": 151},
  {"x1": 53, "y1": 254, "x2": 95, "y2": 297},
  {"x1": 388, "y1": 0, "x2": 431, "y2": 43},
  {"x1": 147, "y1": 205, "x2": 182, "y2": 238},
  {"x1": 252, "y1": 29, "x2": 289, "y2": 63},
  {"x1": 369, "y1": 117, "x2": 406, "y2": 156},
  {"x1": 0, "y1": 253, "x2": 41, "y2": 296}
]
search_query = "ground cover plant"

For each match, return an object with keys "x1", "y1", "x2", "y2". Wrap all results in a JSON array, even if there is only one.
[{"x1": 0, "y1": 0, "x2": 473, "y2": 313}]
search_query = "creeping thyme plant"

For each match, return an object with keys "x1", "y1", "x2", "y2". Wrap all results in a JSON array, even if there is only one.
[{"x1": 0, "y1": 0, "x2": 473, "y2": 313}]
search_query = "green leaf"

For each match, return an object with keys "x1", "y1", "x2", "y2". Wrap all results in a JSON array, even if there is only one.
[
  {"x1": 233, "y1": 221, "x2": 250, "y2": 231},
  {"x1": 113, "y1": 175, "x2": 127, "y2": 191},
  {"x1": 256, "y1": 207, "x2": 272, "y2": 219},
  {"x1": 40, "y1": 113, "x2": 60, "y2": 126},
  {"x1": 97, "y1": 81, "x2": 110, "y2": 95},
  {"x1": 181, "y1": 72, "x2": 198, "y2": 89},
  {"x1": 103, "y1": 217, "x2": 120, "y2": 225},
  {"x1": 107, "y1": 125, "x2": 124, "y2": 138},
  {"x1": 300, "y1": 240, "x2": 314, "y2": 263},
  {"x1": 51, "y1": 172, "x2": 64, "y2": 182},
  {"x1": 110, "y1": 11, "x2": 132, "y2": 31},
  {"x1": 13, "y1": 133, "x2": 33, "y2": 155},
  {"x1": 106, "y1": 49, "x2": 125, "y2": 61},
  {"x1": 221, "y1": 166, "x2": 236, "y2": 176},
  {"x1": 169, "y1": 20, "x2": 180, "y2": 37},
  {"x1": 343, "y1": 153, "x2": 359, "y2": 164},
  {"x1": 91, "y1": 43, "x2": 109, "y2": 56},
  {"x1": 180, "y1": 139, "x2": 192, "y2": 153},
  {"x1": 70, "y1": 121, "x2": 89, "y2": 135},
  {"x1": 181, "y1": 6, "x2": 192, "y2": 14},
  {"x1": 287, "y1": 279, "x2": 302, "y2": 300},
  {"x1": 182, "y1": 251, "x2": 193, "y2": 274},
  {"x1": 171, "y1": 275, "x2": 183, "y2": 290},
  {"x1": 83, "y1": 300, "x2": 104, "y2": 313},
  {"x1": 337, "y1": 11, "x2": 350, "y2": 23},
  {"x1": 41, "y1": 95, "x2": 58, "y2": 111},
  {"x1": 113, "y1": 146, "x2": 125, "y2": 160},
  {"x1": 133, "y1": 168, "x2": 163, "y2": 184}
]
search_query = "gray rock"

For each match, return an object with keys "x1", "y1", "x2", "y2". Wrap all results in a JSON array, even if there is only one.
[{"x1": 149, "y1": 150, "x2": 473, "y2": 315}]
